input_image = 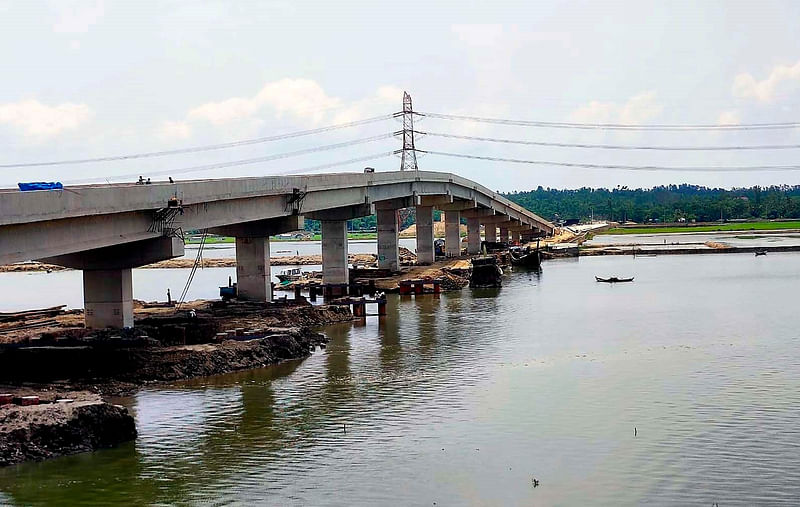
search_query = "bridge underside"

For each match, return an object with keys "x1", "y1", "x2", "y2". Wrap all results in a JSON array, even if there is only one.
[{"x1": 0, "y1": 171, "x2": 554, "y2": 328}]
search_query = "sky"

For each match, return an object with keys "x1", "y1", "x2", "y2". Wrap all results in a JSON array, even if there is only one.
[{"x1": 2, "y1": 0, "x2": 800, "y2": 191}]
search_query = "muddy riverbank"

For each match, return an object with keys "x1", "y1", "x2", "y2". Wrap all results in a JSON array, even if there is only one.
[
  {"x1": 0, "y1": 390, "x2": 136, "y2": 467},
  {"x1": 0, "y1": 300, "x2": 353, "y2": 394},
  {"x1": 0, "y1": 300, "x2": 351, "y2": 468}
]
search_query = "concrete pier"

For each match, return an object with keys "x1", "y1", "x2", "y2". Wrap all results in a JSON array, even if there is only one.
[
  {"x1": 511, "y1": 230, "x2": 520, "y2": 245},
  {"x1": 521, "y1": 229, "x2": 535, "y2": 243},
  {"x1": 467, "y1": 217, "x2": 481, "y2": 255},
  {"x1": 83, "y1": 269, "x2": 133, "y2": 329},
  {"x1": 499, "y1": 227, "x2": 509, "y2": 244},
  {"x1": 444, "y1": 211, "x2": 461, "y2": 257},
  {"x1": 377, "y1": 208, "x2": 399, "y2": 271},
  {"x1": 416, "y1": 205, "x2": 435, "y2": 264},
  {"x1": 235, "y1": 237, "x2": 271, "y2": 301},
  {"x1": 484, "y1": 224, "x2": 498, "y2": 243},
  {"x1": 321, "y1": 220, "x2": 349, "y2": 285}
]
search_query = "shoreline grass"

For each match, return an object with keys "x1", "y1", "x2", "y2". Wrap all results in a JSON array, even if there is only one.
[{"x1": 601, "y1": 221, "x2": 800, "y2": 235}]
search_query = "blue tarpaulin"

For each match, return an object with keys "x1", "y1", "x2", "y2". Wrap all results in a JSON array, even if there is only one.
[{"x1": 18, "y1": 182, "x2": 63, "y2": 191}]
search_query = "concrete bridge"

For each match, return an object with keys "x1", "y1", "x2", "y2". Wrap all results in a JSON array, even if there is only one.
[{"x1": 0, "y1": 170, "x2": 553, "y2": 328}]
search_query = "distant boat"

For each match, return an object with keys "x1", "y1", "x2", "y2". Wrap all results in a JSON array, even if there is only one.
[
  {"x1": 595, "y1": 276, "x2": 634, "y2": 283},
  {"x1": 754, "y1": 250, "x2": 767, "y2": 256},
  {"x1": 276, "y1": 267, "x2": 302, "y2": 282}
]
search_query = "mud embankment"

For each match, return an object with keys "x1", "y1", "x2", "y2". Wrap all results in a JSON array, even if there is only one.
[
  {"x1": 0, "y1": 391, "x2": 136, "y2": 467},
  {"x1": 0, "y1": 300, "x2": 353, "y2": 393},
  {"x1": 0, "y1": 301, "x2": 351, "y2": 467}
]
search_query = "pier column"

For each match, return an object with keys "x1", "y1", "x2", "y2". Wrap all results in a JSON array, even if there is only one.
[
  {"x1": 321, "y1": 220, "x2": 349, "y2": 284},
  {"x1": 83, "y1": 269, "x2": 133, "y2": 329},
  {"x1": 521, "y1": 229, "x2": 534, "y2": 244},
  {"x1": 467, "y1": 217, "x2": 481, "y2": 255},
  {"x1": 511, "y1": 230, "x2": 520, "y2": 245},
  {"x1": 416, "y1": 205, "x2": 435, "y2": 265},
  {"x1": 445, "y1": 211, "x2": 461, "y2": 257},
  {"x1": 377, "y1": 208, "x2": 399, "y2": 271},
  {"x1": 499, "y1": 227, "x2": 509, "y2": 244},
  {"x1": 235, "y1": 237, "x2": 271, "y2": 301},
  {"x1": 483, "y1": 224, "x2": 498, "y2": 243}
]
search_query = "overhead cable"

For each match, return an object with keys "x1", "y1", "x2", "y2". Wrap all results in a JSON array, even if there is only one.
[
  {"x1": 275, "y1": 152, "x2": 397, "y2": 175},
  {"x1": 420, "y1": 150, "x2": 800, "y2": 172},
  {"x1": 419, "y1": 131, "x2": 800, "y2": 151},
  {"x1": 417, "y1": 111, "x2": 800, "y2": 131},
  {"x1": 62, "y1": 134, "x2": 394, "y2": 184},
  {"x1": 0, "y1": 114, "x2": 397, "y2": 169}
]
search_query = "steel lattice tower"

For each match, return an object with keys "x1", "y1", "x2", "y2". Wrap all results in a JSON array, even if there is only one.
[{"x1": 400, "y1": 91, "x2": 419, "y2": 172}]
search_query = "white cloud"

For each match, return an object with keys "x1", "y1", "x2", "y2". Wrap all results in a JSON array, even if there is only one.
[
  {"x1": 570, "y1": 91, "x2": 663, "y2": 124},
  {"x1": 329, "y1": 85, "x2": 404, "y2": 123},
  {"x1": 158, "y1": 120, "x2": 191, "y2": 140},
  {"x1": 188, "y1": 78, "x2": 342, "y2": 126},
  {"x1": 181, "y1": 79, "x2": 403, "y2": 133},
  {"x1": 451, "y1": 24, "x2": 507, "y2": 47},
  {"x1": 0, "y1": 99, "x2": 92, "y2": 137},
  {"x1": 52, "y1": 0, "x2": 105, "y2": 34},
  {"x1": 732, "y1": 59, "x2": 800, "y2": 102},
  {"x1": 717, "y1": 110, "x2": 741, "y2": 125}
]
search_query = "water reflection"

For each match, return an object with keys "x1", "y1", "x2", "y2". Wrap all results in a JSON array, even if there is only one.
[{"x1": 3, "y1": 253, "x2": 800, "y2": 504}]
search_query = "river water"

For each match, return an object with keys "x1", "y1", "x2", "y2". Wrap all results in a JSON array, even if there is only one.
[
  {"x1": 2, "y1": 252, "x2": 800, "y2": 505},
  {"x1": 2, "y1": 239, "x2": 418, "y2": 312}
]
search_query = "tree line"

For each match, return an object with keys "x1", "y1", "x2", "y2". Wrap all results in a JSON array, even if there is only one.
[{"x1": 503, "y1": 184, "x2": 800, "y2": 223}]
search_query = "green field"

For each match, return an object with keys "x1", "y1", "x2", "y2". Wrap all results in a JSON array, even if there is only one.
[
  {"x1": 601, "y1": 221, "x2": 800, "y2": 235},
  {"x1": 185, "y1": 233, "x2": 378, "y2": 244}
]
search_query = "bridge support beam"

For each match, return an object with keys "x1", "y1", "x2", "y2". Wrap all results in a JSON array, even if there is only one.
[
  {"x1": 40, "y1": 236, "x2": 183, "y2": 329},
  {"x1": 511, "y1": 230, "x2": 520, "y2": 245},
  {"x1": 321, "y1": 220, "x2": 349, "y2": 285},
  {"x1": 415, "y1": 205, "x2": 435, "y2": 265},
  {"x1": 235, "y1": 237, "x2": 271, "y2": 302},
  {"x1": 467, "y1": 217, "x2": 481, "y2": 255},
  {"x1": 376, "y1": 208, "x2": 399, "y2": 271},
  {"x1": 444, "y1": 211, "x2": 461, "y2": 257},
  {"x1": 84, "y1": 268, "x2": 133, "y2": 329}
]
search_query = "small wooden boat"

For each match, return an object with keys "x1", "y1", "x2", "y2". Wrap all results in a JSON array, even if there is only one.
[
  {"x1": 595, "y1": 276, "x2": 634, "y2": 283},
  {"x1": 276, "y1": 267, "x2": 302, "y2": 282},
  {"x1": 754, "y1": 250, "x2": 767, "y2": 256},
  {"x1": 509, "y1": 247, "x2": 541, "y2": 268},
  {"x1": 470, "y1": 256, "x2": 503, "y2": 288}
]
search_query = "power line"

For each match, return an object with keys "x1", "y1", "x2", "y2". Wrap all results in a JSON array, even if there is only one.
[
  {"x1": 0, "y1": 114, "x2": 397, "y2": 169},
  {"x1": 62, "y1": 134, "x2": 395, "y2": 184},
  {"x1": 418, "y1": 111, "x2": 800, "y2": 131},
  {"x1": 419, "y1": 130, "x2": 800, "y2": 151},
  {"x1": 421, "y1": 150, "x2": 800, "y2": 172},
  {"x1": 278, "y1": 151, "x2": 396, "y2": 175}
]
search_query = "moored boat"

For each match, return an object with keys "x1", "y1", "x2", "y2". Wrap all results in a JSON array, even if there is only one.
[
  {"x1": 509, "y1": 246, "x2": 541, "y2": 268},
  {"x1": 277, "y1": 267, "x2": 303, "y2": 283},
  {"x1": 470, "y1": 256, "x2": 503, "y2": 288}
]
